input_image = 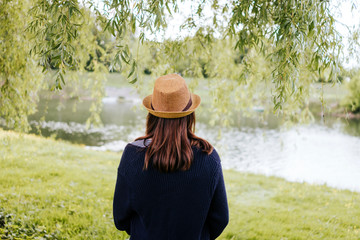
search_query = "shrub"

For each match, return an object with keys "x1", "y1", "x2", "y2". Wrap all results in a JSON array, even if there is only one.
[{"x1": 342, "y1": 74, "x2": 360, "y2": 113}]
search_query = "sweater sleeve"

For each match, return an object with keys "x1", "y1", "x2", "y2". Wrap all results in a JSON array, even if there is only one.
[
  {"x1": 113, "y1": 147, "x2": 133, "y2": 235},
  {"x1": 206, "y1": 162, "x2": 229, "y2": 240}
]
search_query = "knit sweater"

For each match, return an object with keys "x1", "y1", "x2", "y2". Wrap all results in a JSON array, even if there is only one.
[{"x1": 113, "y1": 140, "x2": 229, "y2": 240}]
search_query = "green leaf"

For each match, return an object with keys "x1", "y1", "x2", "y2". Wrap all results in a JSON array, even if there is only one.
[
  {"x1": 120, "y1": 52, "x2": 130, "y2": 64},
  {"x1": 128, "y1": 61, "x2": 136, "y2": 78},
  {"x1": 129, "y1": 77, "x2": 137, "y2": 84}
]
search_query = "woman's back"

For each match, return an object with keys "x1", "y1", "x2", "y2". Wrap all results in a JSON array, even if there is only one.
[
  {"x1": 114, "y1": 140, "x2": 228, "y2": 240},
  {"x1": 113, "y1": 74, "x2": 229, "y2": 240}
]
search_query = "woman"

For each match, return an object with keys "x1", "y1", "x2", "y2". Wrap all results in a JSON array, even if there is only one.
[{"x1": 113, "y1": 74, "x2": 229, "y2": 240}]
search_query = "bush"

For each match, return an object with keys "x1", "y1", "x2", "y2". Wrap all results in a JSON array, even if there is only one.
[{"x1": 342, "y1": 74, "x2": 360, "y2": 113}]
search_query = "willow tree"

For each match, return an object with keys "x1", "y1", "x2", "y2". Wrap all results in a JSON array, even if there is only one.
[{"x1": 1, "y1": 0, "x2": 359, "y2": 130}]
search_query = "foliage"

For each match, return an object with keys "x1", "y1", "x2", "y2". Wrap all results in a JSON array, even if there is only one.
[
  {"x1": 1, "y1": 129, "x2": 360, "y2": 239},
  {"x1": 27, "y1": 0, "x2": 82, "y2": 89},
  {"x1": 342, "y1": 70, "x2": 360, "y2": 113},
  {"x1": 0, "y1": 0, "x2": 43, "y2": 131},
  {"x1": 1, "y1": 0, "x2": 359, "y2": 130},
  {"x1": 0, "y1": 0, "x2": 111, "y2": 131}
]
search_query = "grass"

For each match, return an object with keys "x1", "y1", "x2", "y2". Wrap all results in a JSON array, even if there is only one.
[{"x1": 1, "y1": 129, "x2": 360, "y2": 239}]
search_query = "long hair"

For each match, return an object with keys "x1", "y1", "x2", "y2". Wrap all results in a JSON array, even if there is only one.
[{"x1": 136, "y1": 112, "x2": 213, "y2": 173}]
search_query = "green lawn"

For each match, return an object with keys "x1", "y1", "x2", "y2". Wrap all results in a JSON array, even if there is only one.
[{"x1": 1, "y1": 129, "x2": 359, "y2": 239}]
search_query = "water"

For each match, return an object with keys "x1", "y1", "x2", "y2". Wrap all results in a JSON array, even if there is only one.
[
  {"x1": 212, "y1": 125, "x2": 360, "y2": 191},
  {"x1": 4, "y1": 88, "x2": 360, "y2": 192}
]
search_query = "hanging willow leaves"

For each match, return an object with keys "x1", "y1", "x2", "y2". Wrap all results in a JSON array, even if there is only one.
[
  {"x1": 0, "y1": 0, "x2": 43, "y2": 131},
  {"x1": 27, "y1": 0, "x2": 83, "y2": 90},
  {"x1": 1, "y1": 0, "x2": 359, "y2": 131}
]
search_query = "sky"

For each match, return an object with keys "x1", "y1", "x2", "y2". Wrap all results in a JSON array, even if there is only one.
[{"x1": 331, "y1": 1, "x2": 360, "y2": 68}]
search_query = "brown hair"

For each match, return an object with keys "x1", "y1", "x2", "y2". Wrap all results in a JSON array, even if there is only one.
[{"x1": 136, "y1": 112, "x2": 213, "y2": 172}]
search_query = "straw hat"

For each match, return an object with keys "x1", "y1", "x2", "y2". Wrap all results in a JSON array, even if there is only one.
[{"x1": 143, "y1": 74, "x2": 201, "y2": 118}]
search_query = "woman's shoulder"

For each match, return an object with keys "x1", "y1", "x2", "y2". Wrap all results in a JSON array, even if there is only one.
[
  {"x1": 122, "y1": 139, "x2": 221, "y2": 165},
  {"x1": 120, "y1": 139, "x2": 150, "y2": 157},
  {"x1": 128, "y1": 139, "x2": 151, "y2": 148},
  {"x1": 192, "y1": 145, "x2": 221, "y2": 166},
  {"x1": 118, "y1": 140, "x2": 148, "y2": 171}
]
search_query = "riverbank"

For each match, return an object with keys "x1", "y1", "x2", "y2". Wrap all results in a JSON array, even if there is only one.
[{"x1": 1, "y1": 129, "x2": 359, "y2": 239}]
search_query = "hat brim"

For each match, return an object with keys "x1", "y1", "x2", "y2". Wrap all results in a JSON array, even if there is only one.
[{"x1": 143, "y1": 93, "x2": 201, "y2": 119}]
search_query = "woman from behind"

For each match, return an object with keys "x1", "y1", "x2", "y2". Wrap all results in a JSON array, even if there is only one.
[{"x1": 113, "y1": 74, "x2": 229, "y2": 240}]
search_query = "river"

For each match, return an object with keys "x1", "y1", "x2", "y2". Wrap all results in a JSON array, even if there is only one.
[{"x1": 6, "y1": 86, "x2": 360, "y2": 192}]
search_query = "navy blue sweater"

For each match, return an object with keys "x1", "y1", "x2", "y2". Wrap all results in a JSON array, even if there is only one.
[{"x1": 113, "y1": 140, "x2": 229, "y2": 240}]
